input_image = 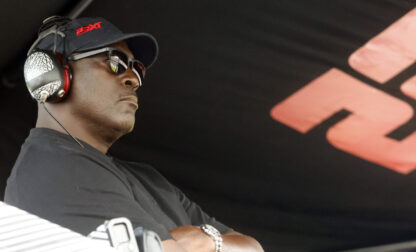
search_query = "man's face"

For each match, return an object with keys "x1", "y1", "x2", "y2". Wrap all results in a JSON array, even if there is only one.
[{"x1": 67, "y1": 41, "x2": 140, "y2": 138}]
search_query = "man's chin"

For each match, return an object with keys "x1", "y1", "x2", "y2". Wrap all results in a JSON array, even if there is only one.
[
  {"x1": 118, "y1": 118, "x2": 135, "y2": 135},
  {"x1": 99, "y1": 112, "x2": 136, "y2": 139}
]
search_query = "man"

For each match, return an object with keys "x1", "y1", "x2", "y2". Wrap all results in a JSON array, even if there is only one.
[{"x1": 5, "y1": 16, "x2": 263, "y2": 252}]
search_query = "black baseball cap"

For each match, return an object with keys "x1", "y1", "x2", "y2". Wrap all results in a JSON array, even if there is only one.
[{"x1": 33, "y1": 17, "x2": 158, "y2": 68}]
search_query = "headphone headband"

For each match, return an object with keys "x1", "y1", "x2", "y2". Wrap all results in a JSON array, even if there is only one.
[{"x1": 27, "y1": 25, "x2": 66, "y2": 56}]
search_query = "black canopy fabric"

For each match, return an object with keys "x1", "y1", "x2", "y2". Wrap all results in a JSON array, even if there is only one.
[{"x1": 1, "y1": 1, "x2": 416, "y2": 251}]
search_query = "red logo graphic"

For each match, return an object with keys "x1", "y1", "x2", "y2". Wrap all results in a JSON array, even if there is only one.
[
  {"x1": 76, "y1": 21, "x2": 102, "y2": 36},
  {"x1": 271, "y1": 9, "x2": 416, "y2": 174}
]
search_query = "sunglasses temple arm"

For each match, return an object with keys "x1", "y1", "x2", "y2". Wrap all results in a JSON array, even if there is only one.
[{"x1": 67, "y1": 47, "x2": 112, "y2": 61}]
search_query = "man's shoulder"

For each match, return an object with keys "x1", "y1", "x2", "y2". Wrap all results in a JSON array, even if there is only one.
[
  {"x1": 15, "y1": 129, "x2": 105, "y2": 168},
  {"x1": 9, "y1": 128, "x2": 122, "y2": 187},
  {"x1": 6, "y1": 129, "x2": 131, "y2": 205}
]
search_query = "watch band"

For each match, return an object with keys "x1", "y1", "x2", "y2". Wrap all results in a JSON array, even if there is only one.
[{"x1": 200, "y1": 224, "x2": 223, "y2": 252}]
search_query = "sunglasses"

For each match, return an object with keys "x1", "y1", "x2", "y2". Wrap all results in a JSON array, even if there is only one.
[{"x1": 67, "y1": 47, "x2": 146, "y2": 87}]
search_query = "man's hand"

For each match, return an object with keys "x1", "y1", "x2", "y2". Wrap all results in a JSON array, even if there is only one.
[{"x1": 167, "y1": 225, "x2": 264, "y2": 252}]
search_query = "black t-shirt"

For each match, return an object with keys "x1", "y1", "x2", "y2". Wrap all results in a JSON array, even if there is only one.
[{"x1": 5, "y1": 128, "x2": 230, "y2": 240}]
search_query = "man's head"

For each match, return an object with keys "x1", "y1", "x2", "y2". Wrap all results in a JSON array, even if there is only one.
[
  {"x1": 24, "y1": 16, "x2": 158, "y2": 102},
  {"x1": 24, "y1": 16, "x2": 158, "y2": 151},
  {"x1": 67, "y1": 40, "x2": 141, "y2": 136}
]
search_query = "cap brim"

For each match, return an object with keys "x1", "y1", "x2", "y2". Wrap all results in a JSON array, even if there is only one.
[{"x1": 122, "y1": 33, "x2": 159, "y2": 69}]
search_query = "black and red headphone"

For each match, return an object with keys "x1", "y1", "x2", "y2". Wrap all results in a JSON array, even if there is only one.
[{"x1": 24, "y1": 16, "x2": 73, "y2": 103}]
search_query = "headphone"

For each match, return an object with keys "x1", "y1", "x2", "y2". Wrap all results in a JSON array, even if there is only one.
[{"x1": 24, "y1": 16, "x2": 73, "y2": 103}]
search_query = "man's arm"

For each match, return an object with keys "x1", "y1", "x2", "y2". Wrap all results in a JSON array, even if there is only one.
[{"x1": 166, "y1": 226, "x2": 264, "y2": 252}]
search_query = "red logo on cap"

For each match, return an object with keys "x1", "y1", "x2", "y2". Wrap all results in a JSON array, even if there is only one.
[{"x1": 76, "y1": 21, "x2": 102, "y2": 36}]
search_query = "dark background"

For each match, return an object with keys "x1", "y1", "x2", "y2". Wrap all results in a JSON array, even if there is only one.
[{"x1": 1, "y1": 1, "x2": 416, "y2": 251}]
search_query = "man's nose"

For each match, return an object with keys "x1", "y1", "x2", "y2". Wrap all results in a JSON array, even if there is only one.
[{"x1": 122, "y1": 68, "x2": 140, "y2": 91}]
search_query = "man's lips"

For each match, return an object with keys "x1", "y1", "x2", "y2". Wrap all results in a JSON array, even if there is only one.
[{"x1": 119, "y1": 95, "x2": 138, "y2": 109}]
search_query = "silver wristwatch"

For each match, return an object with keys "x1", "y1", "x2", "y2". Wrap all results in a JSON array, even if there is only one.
[{"x1": 200, "y1": 224, "x2": 223, "y2": 252}]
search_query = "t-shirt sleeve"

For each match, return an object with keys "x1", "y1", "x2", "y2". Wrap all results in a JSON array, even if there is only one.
[
  {"x1": 5, "y1": 142, "x2": 173, "y2": 240},
  {"x1": 173, "y1": 185, "x2": 231, "y2": 234}
]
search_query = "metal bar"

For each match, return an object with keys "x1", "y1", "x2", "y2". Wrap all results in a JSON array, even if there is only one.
[{"x1": 67, "y1": 0, "x2": 95, "y2": 19}]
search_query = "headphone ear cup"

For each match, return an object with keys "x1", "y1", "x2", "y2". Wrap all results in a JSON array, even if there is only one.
[
  {"x1": 23, "y1": 50, "x2": 67, "y2": 102},
  {"x1": 60, "y1": 63, "x2": 72, "y2": 100}
]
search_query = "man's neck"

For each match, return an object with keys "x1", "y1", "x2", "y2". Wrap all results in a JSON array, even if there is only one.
[{"x1": 36, "y1": 108, "x2": 117, "y2": 154}]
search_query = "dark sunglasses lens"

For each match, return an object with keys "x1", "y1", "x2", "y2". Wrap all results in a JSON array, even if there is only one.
[
  {"x1": 132, "y1": 61, "x2": 145, "y2": 79},
  {"x1": 108, "y1": 50, "x2": 128, "y2": 74},
  {"x1": 108, "y1": 50, "x2": 145, "y2": 86}
]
